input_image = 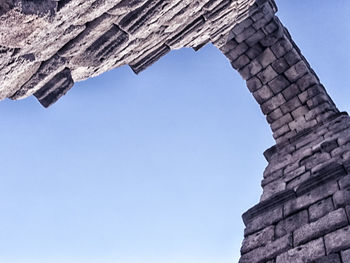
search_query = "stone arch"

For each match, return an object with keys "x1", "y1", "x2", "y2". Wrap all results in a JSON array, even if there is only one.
[{"x1": 1, "y1": 0, "x2": 350, "y2": 262}]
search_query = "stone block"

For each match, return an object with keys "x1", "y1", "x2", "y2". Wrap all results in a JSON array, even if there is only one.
[
  {"x1": 240, "y1": 234, "x2": 292, "y2": 263},
  {"x1": 268, "y1": 75, "x2": 290, "y2": 94},
  {"x1": 284, "y1": 48, "x2": 301, "y2": 66},
  {"x1": 294, "y1": 208, "x2": 348, "y2": 246},
  {"x1": 34, "y1": 68, "x2": 74, "y2": 108},
  {"x1": 342, "y1": 249, "x2": 350, "y2": 262},
  {"x1": 275, "y1": 209, "x2": 308, "y2": 238},
  {"x1": 247, "y1": 77, "x2": 263, "y2": 92},
  {"x1": 236, "y1": 26, "x2": 256, "y2": 43},
  {"x1": 260, "y1": 25, "x2": 283, "y2": 47},
  {"x1": 272, "y1": 57, "x2": 289, "y2": 74},
  {"x1": 11, "y1": 54, "x2": 66, "y2": 99},
  {"x1": 231, "y1": 54, "x2": 250, "y2": 69},
  {"x1": 314, "y1": 254, "x2": 341, "y2": 263},
  {"x1": 308, "y1": 197, "x2": 334, "y2": 222},
  {"x1": 263, "y1": 17, "x2": 279, "y2": 34},
  {"x1": 257, "y1": 48, "x2": 276, "y2": 68},
  {"x1": 241, "y1": 225, "x2": 275, "y2": 254},
  {"x1": 273, "y1": 124, "x2": 291, "y2": 139},
  {"x1": 291, "y1": 106, "x2": 309, "y2": 119},
  {"x1": 261, "y1": 180, "x2": 286, "y2": 200},
  {"x1": 325, "y1": 226, "x2": 350, "y2": 254},
  {"x1": 257, "y1": 65, "x2": 278, "y2": 84},
  {"x1": 240, "y1": 59, "x2": 263, "y2": 79},
  {"x1": 58, "y1": 13, "x2": 118, "y2": 57},
  {"x1": 266, "y1": 108, "x2": 283, "y2": 123},
  {"x1": 131, "y1": 44, "x2": 170, "y2": 74},
  {"x1": 253, "y1": 85, "x2": 273, "y2": 104},
  {"x1": 307, "y1": 93, "x2": 331, "y2": 109},
  {"x1": 261, "y1": 93, "x2": 286, "y2": 115},
  {"x1": 284, "y1": 166, "x2": 306, "y2": 183},
  {"x1": 244, "y1": 207, "x2": 283, "y2": 236},
  {"x1": 226, "y1": 42, "x2": 249, "y2": 61},
  {"x1": 246, "y1": 43, "x2": 264, "y2": 59},
  {"x1": 287, "y1": 172, "x2": 311, "y2": 190},
  {"x1": 246, "y1": 29, "x2": 266, "y2": 47},
  {"x1": 339, "y1": 175, "x2": 350, "y2": 189},
  {"x1": 284, "y1": 61, "x2": 309, "y2": 82},
  {"x1": 232, "y1": 17, "x2": 253, "y2": 35},
  {"x1": 333, "y1": 188, "x2": 350, "y2": 208},
  {"x1": 271, "y1": 113, "x2": 293, "y2": 131},
  {"x1": 282, "y1": 84, "x2": 300, "y2": 101},
  {"x1": 271, "y1": 37, "x2": 293, "y2": 58},
  {"x1": 297, "y1": 74, "x2": 319, "y2": 91},
  {"x1": 276, "y1": 238, "x2": 325, "y2": 263},
  {"x1": 284, "y1": 181, "x2": 338, "y2": 217},
  {"x1": 82, "y1": 25, "x2": 129, "y2": 67},
  {"x1": 280, "y1": 97, "x2": 302, "y2": 114}
]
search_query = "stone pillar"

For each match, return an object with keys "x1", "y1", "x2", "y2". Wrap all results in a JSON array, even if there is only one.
[{"x1": 217, "y1": 1, "x2": 350, "y2": 262}]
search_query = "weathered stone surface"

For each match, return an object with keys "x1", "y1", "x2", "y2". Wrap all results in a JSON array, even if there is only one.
[
  {"x1": 0, "y1": 0, "x2": 257, "y2": 105},
  {"x1": 293, "y1": 208, "x2": 348, "y2": 246},
  {"x1": 239, "y1": 234, "x2": 292, "y2": 263},
  {"x1": 241, "y1": 225, "x2": 274, "y2": 254},
  {"x1": 276, "y1": 238, "x2": 325, "y2": 263},
  {"x1": 325, "y1": 226, "x2": 350, "y2": 254}
]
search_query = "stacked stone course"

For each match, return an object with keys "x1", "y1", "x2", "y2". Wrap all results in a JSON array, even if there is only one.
[
  {"x1": 218, "y1": 1, "x2": 350, "y2": 262},
  {"x1": 1, "y1": 0, "x2": 350, "y2": 262}
]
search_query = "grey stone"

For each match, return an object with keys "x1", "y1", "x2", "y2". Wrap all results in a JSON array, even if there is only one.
[
  {"x1": 266, "y1": 108, "x2": 283, "y2": 123},
  {"x1": 275, "y1": 209, "x2": 308, "y2": 238},
  {"x1": 257, "y1": 48, "x2": 276, "y2": 68},
  {"x1": 294, "y1": 208, "x2": 348, "y2": 246},
  {"x1": 245, "y1": 29, "x2": 266, "y2": 47},
  {"x1": 308, "y1": 197, "x2": 334, "y2": 222},
  {"x1": 325, "y1": 226, "x2": 350, "y2": 254},
  {"x1": 297, "y1": 74, "x2": 319, "y2": 91},
  {"x1": 244, "y1": 207, "x2": 283, "y2": 236},
  {"x1": 240, "y1": 234, "x2": 292, "y2": 263},
  {"x1": 268, "y1": 75, "x2": 290, "y2": 94},
  {"x1": 231, "y1": 54, "x2": 250, "y2": 70},
  {"x1": 276, "y1": 238, "x2": 325, "y2": 263},
  {"x1": 333, "y1": 188, "x2": 350, "y2": 208},
  {"x1": 271, "y1": 113, "x2": 293, "y2": 132},
  {"x1": 257, "y1": 65, "x2": 278, "y2": 84},
  {"x1": 284, "y1": 181, "x2": 339, "y2": 217},
  {"x1": 253, "y1": 85, "x2": 273, "y2": 104},
  {"x1": 241, "y1": 225, "x2": 275, "y2": 254},
  {"x1": 280, "y1": 97, "x2": 302, "y2": 114},
  {"x1": 282, "y1": 84, "x2": 300, "y2": 101},
  {"x1": 247, "y1": 77, "x2": 263, "y2": 93},
  {"x1": 284, "y1": 61, "x2": 309, "y2": 82},
  {"x1": 271, "y1": 57, "x2": 289, "y2": 74},
  {"x1": 261, "y1": 93, "x2": 286, "y2": 115},
  {"x1": 246, "y1": 43, "x2": 264, "y2": 59},
  {"x1": 342, "y1": 248, "x2": 350, "y2": 262},
  {"x1": 314, "y1": 254, "x2": 341, "y2": 263},
  {"x1": 284, "y1": 48, "x2": 301, "y2": 66},
  {"x1": 34, "y1": 67, "x2": 74, "y2": 108},
  {"x1": 239, "y1": 59, "x2": 263, "y2": 79},
  {"x1": 339, "y1": 175, "x2": 350, "y2": 189},
  {"x1": 271, "y1": 37, "x2": 293, "y2": 58}
]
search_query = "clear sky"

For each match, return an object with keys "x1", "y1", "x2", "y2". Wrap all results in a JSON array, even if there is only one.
[{"x1": 0, "y1": 1, "x2": 349, "y2": 263}]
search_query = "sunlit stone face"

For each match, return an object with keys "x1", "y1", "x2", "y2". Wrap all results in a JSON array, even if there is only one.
[{"x1": 0, "y1": 0, "x2": 256, "y2": 105}]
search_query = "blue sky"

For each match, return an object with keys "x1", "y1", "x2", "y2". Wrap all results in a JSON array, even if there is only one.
[{"x1": 0, "y1": 1, "x2": 349, "y2": 263}]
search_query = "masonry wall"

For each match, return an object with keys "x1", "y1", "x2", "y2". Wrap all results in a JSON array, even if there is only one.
[{"x1": 217, "y1": 1, "x2": 350, "y2": 262}]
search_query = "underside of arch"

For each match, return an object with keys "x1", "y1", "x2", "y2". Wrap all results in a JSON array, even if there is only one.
[{"x1": 1, "y1": 0, "x2": 350, "y2": 262}]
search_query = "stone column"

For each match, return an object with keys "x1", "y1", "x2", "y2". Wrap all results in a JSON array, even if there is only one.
[{"x1": 217, "y1": 1, "x2": 350, "y2": 262}]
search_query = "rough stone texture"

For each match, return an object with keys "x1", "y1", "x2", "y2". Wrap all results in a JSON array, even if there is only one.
[
  {"x1": 0, "y1": 0, "x2": 258, "y2": 106},
  {"x1": 1, "y1": 1, "x2": 350, "y2": 263}
]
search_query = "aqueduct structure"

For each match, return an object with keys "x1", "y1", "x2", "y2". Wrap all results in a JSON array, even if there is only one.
[{"x1": 1, "y1": 0, "x2": 350, "y2": 262}]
